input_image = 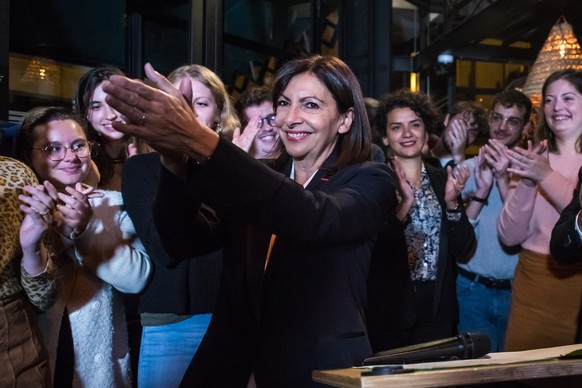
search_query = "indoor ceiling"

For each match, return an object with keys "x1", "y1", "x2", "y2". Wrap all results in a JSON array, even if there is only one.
[{"x1": 412, "y1": 0, "x2": 582, "y2": 71}]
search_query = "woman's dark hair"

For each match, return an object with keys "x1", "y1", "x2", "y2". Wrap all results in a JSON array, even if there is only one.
[
  {"x1": 271, "y1": 55, "x2": 372, "y2": 169},
  {"x1": 537, "y1": 69, "x2": 582, "y2": 153},
  {"x1": 377, "y1": 89, "x2": 442, "y2": 140},
  {"x1": 74, "y1": 65, "x2": 125, "y2": 184},
  {"x1": 17, "y1": 106, "x2": 89, "y2": 164}
]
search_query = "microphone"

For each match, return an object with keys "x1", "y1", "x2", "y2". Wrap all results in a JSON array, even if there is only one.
[{"x1": 362, "y1": 332, "x2": 491, "y2": 366}]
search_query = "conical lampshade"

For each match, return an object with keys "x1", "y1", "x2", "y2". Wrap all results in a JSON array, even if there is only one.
[{"x1": 522, "y1": 17, "x2": 582, "y2": 106}]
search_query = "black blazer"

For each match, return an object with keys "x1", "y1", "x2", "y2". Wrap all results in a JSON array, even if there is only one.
[
  {"x1": 550, "y1": 166, "x2": 582, "y2": 264},
  {"x1": 153, "y1": 140, "x2": 397, "y2": 387},
  {"x1": 121, "y1": 153, "x2": 222, "y2": 315},
  {"x1": 366, "y1": 163, "x2": 476, "y2": 352},
  {"x1": 550, "y1": 165, "x2": 582, "y2": 342}
]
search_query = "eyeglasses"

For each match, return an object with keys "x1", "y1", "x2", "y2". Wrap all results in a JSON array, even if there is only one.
[
  {"x1": 33, "y1": 141, "x2": 94, "y2": 161},
  {"x1": 489, "y1": 112, "x2": 523, "y2": 129},
  {"x1": 259, "y1": 114, "x2": 276, "y2": 128}
]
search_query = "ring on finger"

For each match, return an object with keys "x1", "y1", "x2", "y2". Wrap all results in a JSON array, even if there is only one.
[
  {"x1": 137, "y1": 113, "x2": 146, "y2": 125},
  {"x1": 38, "y1": 209, "x2": 50, "y2": 216}
]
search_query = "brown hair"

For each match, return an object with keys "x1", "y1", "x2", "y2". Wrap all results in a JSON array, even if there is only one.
[
  {"x1": 75, "y1": 65, "x2": 129, "y2": 184},
  {"x1": 536, "y1": 69, "x2": 582, "y2": 153}
]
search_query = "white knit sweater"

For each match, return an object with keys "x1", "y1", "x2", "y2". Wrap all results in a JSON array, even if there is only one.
[{"x1": 37, "y1": 190, "x2": 151, "y2": 387}]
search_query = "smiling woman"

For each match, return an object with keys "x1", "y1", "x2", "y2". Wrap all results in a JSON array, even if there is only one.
[
  {"x1": 366, "y1": 89, "x2": 475, "y2": 353},
  {"x1": 16, "y1": 106, "x2": 152, "y2": 387},
  {"x1": 102, "y1": 55, "x2": 397, "y2": 387},
  {"x1": 76, "y1": 65, "x2": 140, "y2": 191},
  {"x1": 498, "y1": 69, "x2": 582, "y2": 352}
]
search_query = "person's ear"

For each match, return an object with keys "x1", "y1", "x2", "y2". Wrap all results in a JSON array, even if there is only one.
[
  {"x1": 382, "y1": 136, "x2": 389, "y2": 146},
  {"x1": 338, "y1": 108, "x2": 354, "y2": 134}
]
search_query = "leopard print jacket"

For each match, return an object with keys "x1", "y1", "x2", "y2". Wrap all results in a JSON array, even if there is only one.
[{"x1": 0, "y1": 156, "x2": 57, "y2": 311}]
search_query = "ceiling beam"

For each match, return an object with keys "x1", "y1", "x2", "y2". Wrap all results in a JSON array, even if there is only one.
[{"x1": 412, "y1": 0, "x2": 550, "y2": 71}]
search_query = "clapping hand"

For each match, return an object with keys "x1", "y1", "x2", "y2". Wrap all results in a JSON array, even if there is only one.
[
  {"x1": 389, "y1": 156, "x2": 414, "y2": 220},
  {"x1": 445, "y1": 164, "x2": 470, "y2": 203},
  {"x1": 19, "y1": 181, "x2": 59, "y2": 249},
  {"x1": 474, "y1": 147, "x2": 494, "y2": 197},
  {"x1": 103, "y1": 63, "x2": 218, "y2": 165},
  {"x1": 57, "y1": 182, "x2": 103, "y2": 238},
  {"x1": 506, "y1": 140, "x2": 550, "y2": 185},
  {"x1": 483, "y1": 139, "x2": 511, "y2": 179},
  {"x1": 444, "y1": 115, "x2": 470, "y2": 163}
]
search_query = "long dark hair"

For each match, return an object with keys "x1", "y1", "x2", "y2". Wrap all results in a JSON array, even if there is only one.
[
  {"x1": 271, "y1": 55, "x2": 371, "y2": 169},
  {"x1": 75, "y1": 65, "x2": 125, "y2": 184}
]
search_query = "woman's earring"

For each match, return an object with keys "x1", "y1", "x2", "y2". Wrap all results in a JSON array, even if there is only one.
[{"x1": 215, "y1": 122, "x2": 222, "y2": 135}]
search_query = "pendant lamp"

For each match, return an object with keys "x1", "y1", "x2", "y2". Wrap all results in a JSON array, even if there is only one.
[{"x1": 522, "y1": 16, "x2": 582, "y2": 106}]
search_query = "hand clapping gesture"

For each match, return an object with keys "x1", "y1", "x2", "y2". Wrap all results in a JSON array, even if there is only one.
[
  {"x1": 473, "y1": 147, "x2": 494, "y2": 197},
  {"x1": 18, "y1": 181, "x2": 59, "y2": 275},
  {"x1": 506, "y1": 140, "x2": 550, "y2": 185},
  {"x1": 56, "y1": 182, "x2": 103, "y2": 238},
  {"x1": 19, "y1": 181, "x2": 58, "y2": 247},
  {"x1": 444, "y1": 116, "x2": 470, "y2": 163},
  {"x1": 390, "y1": 156, "x2": 414, "y2": 221},
  {"x1": 445, "y1": 164, "x2": 470, "y2": 203},
  {"x1": 483, "y1": 139, "x2": 511, "y2": 180}
]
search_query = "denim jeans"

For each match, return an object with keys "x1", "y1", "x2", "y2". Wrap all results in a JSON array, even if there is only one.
[
  {"x1": 138, "y1": 313, "x2": 212, "y2": 388},
  {"x1": 456, "y1": 275, "x2": 512, "y2": 352}
]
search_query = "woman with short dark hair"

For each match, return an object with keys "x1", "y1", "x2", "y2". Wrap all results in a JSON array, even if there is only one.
[{"x1": 103, "y1": 55, "x2": 397, "y2": 387}]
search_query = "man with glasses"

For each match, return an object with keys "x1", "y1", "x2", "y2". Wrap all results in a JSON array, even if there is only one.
[
  {"x1": 430, "y1": 101, "x2": 488, "y2": 168},
  {"x1": 457, "y1": 89, "x2": 532, "y2": 351},
  {"x1": 234, "y1": 85, "x2": 280, "y2": 159}
]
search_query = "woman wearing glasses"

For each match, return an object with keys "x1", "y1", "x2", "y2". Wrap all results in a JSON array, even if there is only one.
[
  {"x1": 498, "y1": 69, "x2": 582, "y2": 351},
  {"x1": 16, "y1": 106, "x2": 151, "y2": 387}
]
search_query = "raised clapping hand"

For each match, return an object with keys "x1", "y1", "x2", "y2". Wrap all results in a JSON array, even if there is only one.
[
  {"x1": 474, "y1": 147, "x2": 494, "y2": 197},
  {"x1": 232, "y1": 116, "x2": 262, "y2": 153},
  {"x1": 506, "y1": 140, "x2": 550, "y2": 185},
  {"x1": 390, "y1": 156, "x2": 414, "y2": 208},
  {"x1": 445, "y1": 164, "x2": 470, "y2": 203},
  {"x1": 102, "y1": 63, "x2": 219, "y2": 165},
  {"x1": 444, "y1": 116, "x2": 470, "y2": 162},
  {"x1": 19, "y1": 181, "x2": 59, "y2": 249},
  {"x1": 56, "y1": 182, "x2": 103, "y2": 238},
  {"x1": 483, "y1": 139, "x2": 511, "y2": 180}
]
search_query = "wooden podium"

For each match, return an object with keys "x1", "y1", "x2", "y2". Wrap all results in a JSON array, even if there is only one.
[{"x1": 313, "y1": 344, "x2": 582, "y2": 387}]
